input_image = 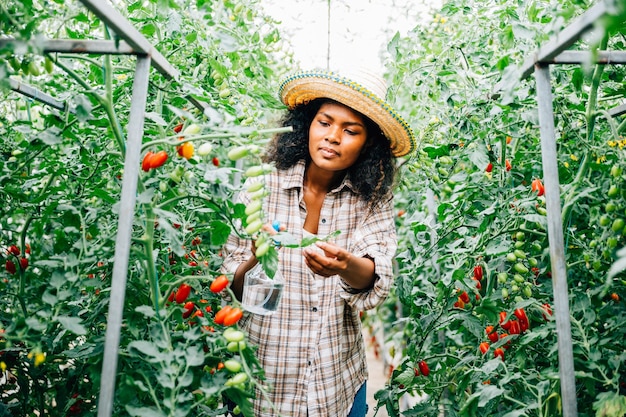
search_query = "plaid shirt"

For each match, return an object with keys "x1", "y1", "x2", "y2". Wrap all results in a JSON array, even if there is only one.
[{"x1": 221, "y1": 160, "x2": 397, "y2": 417}]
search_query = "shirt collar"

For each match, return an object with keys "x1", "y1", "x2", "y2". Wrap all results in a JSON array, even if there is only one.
[{"x1": 280, "y1": 160, "x2": 356, "y2": 194}]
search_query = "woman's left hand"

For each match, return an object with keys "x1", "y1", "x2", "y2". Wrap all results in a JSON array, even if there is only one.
[{"x1": 303, "y1": 241, "x2": 351, "y2": 277}]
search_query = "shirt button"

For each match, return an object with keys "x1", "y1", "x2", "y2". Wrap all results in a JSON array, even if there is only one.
[
  {"x1": 311, "y1": 307, "x2": 318, "y2": 312},
  {"x1": 321, "y1": 218, "x2": 326, "y2": 224},
  {"x1": 308, "y1": 360, "x2": 312, "y2": 366}
]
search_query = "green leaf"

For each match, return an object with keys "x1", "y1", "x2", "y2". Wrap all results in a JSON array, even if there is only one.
[
  {"x1": 125, "y1": 406, "x2": 167, "y2": 417},
  {"x1": 56, "y1": 316, "x2": 87, "y2": 335}
]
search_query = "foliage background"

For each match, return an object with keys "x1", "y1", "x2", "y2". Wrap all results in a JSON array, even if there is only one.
[{"x1": 1, "y1": 0, "x2": 626, "y2": 417}]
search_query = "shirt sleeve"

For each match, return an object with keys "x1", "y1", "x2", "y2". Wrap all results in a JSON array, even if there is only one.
[{"x1": 338, "y1": 195, "x2": 397, "y2": 311}]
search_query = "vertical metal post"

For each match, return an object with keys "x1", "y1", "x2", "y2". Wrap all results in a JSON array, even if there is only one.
[
  {"x1": 534, "y1": 64, "x2": 578, "y2": 417},
  {"x1": 97, "y1": 55, "x2": 151, "y2": 417}
]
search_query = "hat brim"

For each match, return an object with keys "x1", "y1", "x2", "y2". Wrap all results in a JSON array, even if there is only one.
[{"x1": 279, "y1": 71, "x2": 415, "y2": 157}]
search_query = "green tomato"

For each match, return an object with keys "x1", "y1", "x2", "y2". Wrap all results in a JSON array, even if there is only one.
[
  {"x1": 612, "y1": 218, "x2": 625, "y2": 233},
  {"x1": 224, "y1": 359, "x2": 242, "y2": 373},
  {"x1": 513, "y1": 249, "x2": 526, "y2": 259},
  {"x1": 506, "y1": 252, "x2": 517, "y2": 262},
  {"x1": 514, "y1": 263, "x2": 529, "y2": 274},
  {"x1": 610, "y1": 165, "x2": 622, "y2": 178},
  {"x1": 608, "y1": 185, "x2": 620, "y2": 198}
]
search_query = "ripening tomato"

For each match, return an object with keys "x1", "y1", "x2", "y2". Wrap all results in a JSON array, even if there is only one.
[
  {"x1": 531, "y1": 178, "x2": 545, "y2": 196},
  {"x1": 210, "y1": 275, "x2": 230, "y2": 293},
  {"x1": 418, "y1": 360, "x2": 430, "y2": 376},
  {"x1": 175, "y1": 283, "x2": 192, "y2": 304},
  {"x1": 541, "y1": 303, "x2": 553, "y2": 320},
  {"x1": 223, "y1": 307, "x2": 243, "y2": 326},
  {"x1": 505, "y1": 159, "x2": 512, "y2": 171},
  {"x1": 479, "y1": 342, "x2": 490, "y2": 355},
  {"x1": 178, "y1": 142, "x2": 194, "y2": 160},
  {"x1": 214, "y1": 305, "x2": 233, "y2": 325}
]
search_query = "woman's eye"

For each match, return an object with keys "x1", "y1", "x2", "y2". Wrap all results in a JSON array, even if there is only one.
[{"x1": 318, "y1": 120, "x2": 329, "y2": 127}]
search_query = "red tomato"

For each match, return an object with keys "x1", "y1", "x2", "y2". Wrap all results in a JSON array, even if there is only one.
[
  {"x1": 473, "y1": 265, "x2": 483, "y2": 281},
  {"x1": 541, "y1": 303, "x2": 553, "y2": 320},
  {"x1": 418, "y1": 360, "x2": 430, "y2": 377},
  {"x1": 494, "y1": 348, "x2": 505, "y2": 360},
  {"x1": 459, "y1": 291, "x2": 470, "y2": 304},
  {"x1": 212, "y1": 157, "x2": 219, "y2": 167},
  {"x1": 175, "y1": 283, "x2": 192, "y2": 304},
  {"x1": 210, "y1": 275, "x2": 230, "y2": 293},
  {"x1": 499, "y1": 311, "x2": 512, "y2": 330},
  {"x1": 7, "y1": 245, "x2": 20, "y2": 257},
  {"x1": 173, "y1": 123, "x2": 184, "y2": 133},
  {"x1": 19, "y1": 257, "x2": 28, "y2": 270},
  {"x1": 509, "y1": 320, "x2": 521, "y2": 335},
  {"x1": 5, "y1": 260, "x2": 16, "y2": 275},
  {"x1": 531, "y1": 178, "x2": 545, "y2": 196},
  {"x1": 514, "y1": 308, "x2": 528, "y2": 322},
  {"x1": 479, "y1": 342, "x2": 490, "y2": 355},
  {"x1": 214, "y1": 305, "x2": 233, "y2": 325},
  {"x1": 223, "y1": 307, "x2": 243, "y2": 326},
  {"x1": 141, "y1": 151, "x2": 154, "y2": 172},
  {"x1": 150, "y1": 151, "x2": 168, "y2": 169},
  {"x1": 485, "y1": 325, "x2": 499, "y2": 343},
  {"x1": 485, "y1": 163, "x2": 493, "y2": 173},
  {"x1": 182, "y1": 301, "x2": 195, "y2": 319}
]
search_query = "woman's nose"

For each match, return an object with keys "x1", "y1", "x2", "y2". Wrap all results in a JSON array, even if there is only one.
[{"x1": 325, "y1": 127, "x2": 341, "y2": 144}]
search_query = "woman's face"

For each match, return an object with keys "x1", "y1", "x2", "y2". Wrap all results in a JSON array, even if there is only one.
[{"x1": 308, "y1": 101, "x2": 369, "y2": 173}]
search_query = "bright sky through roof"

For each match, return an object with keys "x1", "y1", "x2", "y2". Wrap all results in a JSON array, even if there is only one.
[{"x1": 260, "y1": 0, "x2": 440, "y2": 73}]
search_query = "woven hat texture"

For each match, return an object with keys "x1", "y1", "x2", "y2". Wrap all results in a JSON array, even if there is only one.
[{"x1": 279, "y1": 69, "x2": 415, "y2": 157}]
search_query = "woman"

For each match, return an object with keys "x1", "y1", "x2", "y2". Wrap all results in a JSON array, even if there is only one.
[{"x1": 221, "y1": 70, "x2": 415, "y2": 417}]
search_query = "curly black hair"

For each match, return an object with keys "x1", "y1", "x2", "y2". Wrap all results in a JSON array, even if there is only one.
[{"x1": 263, "y1": 98, "x2": 397, "y2": 206}]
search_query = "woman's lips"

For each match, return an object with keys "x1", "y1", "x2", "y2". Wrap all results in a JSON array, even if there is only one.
[{"x1": 319, "y1": 147, "x2": 338, "y2": 158}]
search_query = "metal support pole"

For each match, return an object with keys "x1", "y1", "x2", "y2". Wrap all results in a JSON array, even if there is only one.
[
  {"x1": 97, "y1": 55, "x2": 151, "y2": 417},
  {"x1": 534, "y1": 64, "x2": 578, "y2": 417}
]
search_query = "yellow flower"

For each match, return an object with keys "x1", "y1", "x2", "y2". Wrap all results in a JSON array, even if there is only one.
[
  {"x1": 0, "y1": 361, "x2": 6, "y2": 372},
  {"x1": 608, "y1": 140, "x2": 616, "y2": 147},
  {"x1": 564, "y1": 162, "x2": 569, "y2": 168},
  {"x1": 34, "y1": 352, "x2": 46, "y2": 367},
  {"x1": 570, "y1": 154, "x2": 578, "y2": 161},
  {"x1": 596, "y1": 155, "x2": 606, "y2": 164}
]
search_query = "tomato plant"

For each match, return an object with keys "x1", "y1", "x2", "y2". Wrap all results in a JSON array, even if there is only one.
[
  {"x1": 376, "y1": 0, "x2": 626, "y2": 416},
  {"x1": 0, "y1": 0, "x2": 294, "y2": 415}
]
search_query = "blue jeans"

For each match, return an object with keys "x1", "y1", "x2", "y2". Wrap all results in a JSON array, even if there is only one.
[{"x1": 347, "y1": 382, "x2": 368, "y2": 417}]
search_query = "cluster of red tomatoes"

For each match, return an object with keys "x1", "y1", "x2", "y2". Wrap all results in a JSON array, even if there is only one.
[
  {"x1": 4, "y1": 244, "x2": 30, "y2": 276},
  {"x1": 478, "y1": 307, "x2": 548, "y2": 361},
  {"x1": 453, "y1": 265, "x2": 483, "y2": 309}
]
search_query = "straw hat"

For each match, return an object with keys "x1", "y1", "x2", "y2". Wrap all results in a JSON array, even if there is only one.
[{"x1": 278, "y1": 69, "x2": 415, "y2": 157}]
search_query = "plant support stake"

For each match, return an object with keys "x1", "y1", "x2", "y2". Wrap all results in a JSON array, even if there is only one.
[
  {"x1": 534, "y1": 63, "x2": 578, "y2": 417},
  {"x1": 97, "y1": 55, "x2": 151, "y2": 417}
]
